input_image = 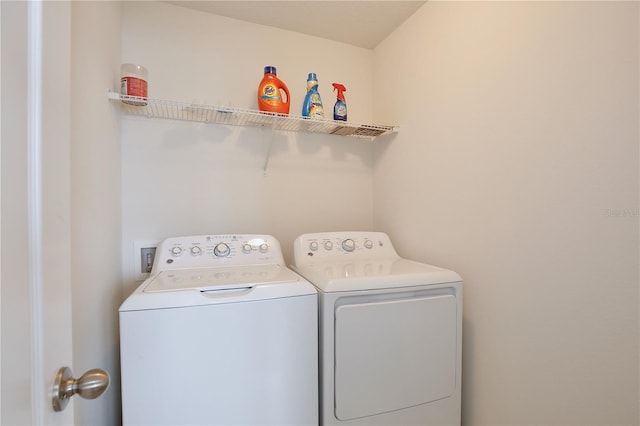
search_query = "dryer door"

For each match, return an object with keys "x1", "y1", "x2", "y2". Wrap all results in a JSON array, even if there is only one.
[{"x1": 334, "y1": 291, "x2": 458, "y2": 421}]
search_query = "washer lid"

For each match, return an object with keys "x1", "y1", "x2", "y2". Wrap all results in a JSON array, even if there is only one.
[
  {"x1": 119, "y1": 266, "x2": 316, "y2": 311},
  {"x1": 143, "y1": 264, "x2": 299, "y2": 293},
  {"x1": 292, "y1": 258, "x2": 461, "y2": 293}
]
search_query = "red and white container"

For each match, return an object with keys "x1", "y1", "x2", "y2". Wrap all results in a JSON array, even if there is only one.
[{"x1": 120, "y1": 64, "x2": 148, "y2": 105}]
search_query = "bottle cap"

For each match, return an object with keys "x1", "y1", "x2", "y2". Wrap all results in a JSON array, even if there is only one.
[
  {"x1": 307, "y1": 73, "x2": 317, "y2": 80},
  {"x1": 264, "y1": 66, "x2": 277, "y2": 75}
]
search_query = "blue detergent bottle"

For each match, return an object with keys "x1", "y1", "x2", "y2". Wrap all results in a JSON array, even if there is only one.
[{"x1": 302, "y1": 73, "x2": 324, "y2": 118}]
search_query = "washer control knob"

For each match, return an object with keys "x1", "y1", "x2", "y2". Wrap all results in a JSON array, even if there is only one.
[
  {"x1": 364, "y1": 239, "x2": 373, "y2": 249},
  {"x1": 342, "y1": 239, "x2": 356, "y2": 252},
  {"x1": 242, "y1": 244, "x2": 252, "y2": 254},
  {"x1": 259, "y1": 243, "x2": 269, "y2": 253},
  {"x1": 324, "y1": 241, "x2": 333, "y2": 251},
  {"x1": 170, "y1": 246, "x2": 183, "y2": 257},
  {"x1": 309, "y1": 241, "x2": 319, "y2": 251},
  {"x1": 190, "y1": 246, "x2": 202, "y2": 256},
  {"x1": 213, "y1": 243, "x2": 230, "y2": 257}
]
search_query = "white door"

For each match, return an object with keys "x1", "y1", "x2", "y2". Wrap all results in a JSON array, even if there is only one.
[{"x1": 2, "y1": 1, "x2": 82, "y2": 424}]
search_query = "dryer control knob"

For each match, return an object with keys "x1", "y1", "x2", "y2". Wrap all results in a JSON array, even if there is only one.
[
  {"x1": 364, "y1": 239, "x2": 373, "y2": 249},
  {"x1": 213, "y1": 243, "x2": 230, "y2": 257},
  {"x1": 309, "y1": 241, "x2": 319, "y2": 251},
  {"x1": 190, "y1": 246, "x2": 202, "y2": 256},
  {"x1": 259, "y1": 243, "x2": 269, "y2": 253},
  {"x1": 342, "y1": 239, "x2": 356, "y2": 252},
  {"x1": 170, "y1": 246, "x2": 183, "y2": 257},
  {"x1": 242, "y1": 244, "x2": 252, "y2": 254},
  {"x1": 324, "y1": 241, "x2": 333, "y2": 251}
]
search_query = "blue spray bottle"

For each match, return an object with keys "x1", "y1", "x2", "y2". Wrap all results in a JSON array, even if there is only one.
[
  {"x1": 332, "y1": 83, "x2": 347, "y2": 121},
  {"x1": 302, "y1": 73, "x2": 324, "y2": 118}
]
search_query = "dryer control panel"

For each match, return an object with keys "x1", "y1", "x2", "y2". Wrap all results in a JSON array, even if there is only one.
[
  {"x1": 151, "y1": 234, "x2": 284, "y2": 273},
  {"x1": 293, "y1": 232, "x2": 399, "y2": 267}
]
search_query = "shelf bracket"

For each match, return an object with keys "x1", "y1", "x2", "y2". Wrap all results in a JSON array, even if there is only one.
[{"x1": 262, "y1": 116, "x2": 278, "y2": 176}]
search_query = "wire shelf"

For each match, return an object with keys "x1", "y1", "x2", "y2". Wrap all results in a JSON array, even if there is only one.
[{"x1": 108, "y1": 91, "x2": 396, "y2": 140}]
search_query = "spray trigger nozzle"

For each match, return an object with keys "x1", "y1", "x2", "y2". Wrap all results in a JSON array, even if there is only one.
[{"x1": 332, "y1": 83, "x2": 346, "y2": 101}]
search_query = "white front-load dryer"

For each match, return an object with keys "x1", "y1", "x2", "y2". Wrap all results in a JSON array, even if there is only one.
[
  {"x1": 120, "y1": 234, "x2": 318, "y2": 426},
  {"x1": 292, "y1": 232, "x2": 462, "y2": 426}
]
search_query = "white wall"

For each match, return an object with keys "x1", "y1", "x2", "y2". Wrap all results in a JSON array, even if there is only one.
[
  {"x1": 120, "y1": 2, "x2": 378, "y2": 293},
  {"x1": 65, "y1": 3, "x2": 377, "y2": 424},
  {"x1": 373, "y1": 2, "x2": 639, "y2": 425},
  {"x1": 71, "y1": 2, "x2": 123, "y2": 424}
]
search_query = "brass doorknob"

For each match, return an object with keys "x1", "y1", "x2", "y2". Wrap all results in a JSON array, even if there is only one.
[{"x1": 52, "y1": 366, "x2": 109, "y2": 412}]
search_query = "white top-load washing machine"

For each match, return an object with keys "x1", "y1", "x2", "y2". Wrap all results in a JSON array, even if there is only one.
[
  {"x1": 120, "y1": 234, "x2": 318, "y2": 426},
  {"x1": 292, "y1": 232, "x2": 462, "y2": 426}
]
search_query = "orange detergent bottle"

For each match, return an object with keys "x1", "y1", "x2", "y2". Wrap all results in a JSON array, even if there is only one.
[{"x1": 257, "y1": 66, "x2": 290, "y2": 114}]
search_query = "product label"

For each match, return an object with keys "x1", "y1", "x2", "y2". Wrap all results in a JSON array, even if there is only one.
[
  {"x1": 308, "y1": 93, "x2": 324, "y2": 118},
  {"x1": 261, "y1": 83, "x2": 282, "y2": 106},
  {"x1": 121, "y1": 76, "x2": 148, "y2": 98}
]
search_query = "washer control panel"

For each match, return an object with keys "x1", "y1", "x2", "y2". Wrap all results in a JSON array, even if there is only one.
[
  {"x1": 293, "y1": 232, "x2": 399, "y2": 266},
  {"x1": 152, "y1": 234, "x2": 283, "y2": 273}
]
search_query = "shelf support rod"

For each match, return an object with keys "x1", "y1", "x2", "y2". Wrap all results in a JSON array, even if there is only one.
[{"x1": 263, "y1": 116, "x2": 278, "y2": 175}]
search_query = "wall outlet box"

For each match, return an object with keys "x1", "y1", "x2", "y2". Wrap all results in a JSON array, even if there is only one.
[{"x1": 134, "y1": 240, "x2": 160, "y2": 281}]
